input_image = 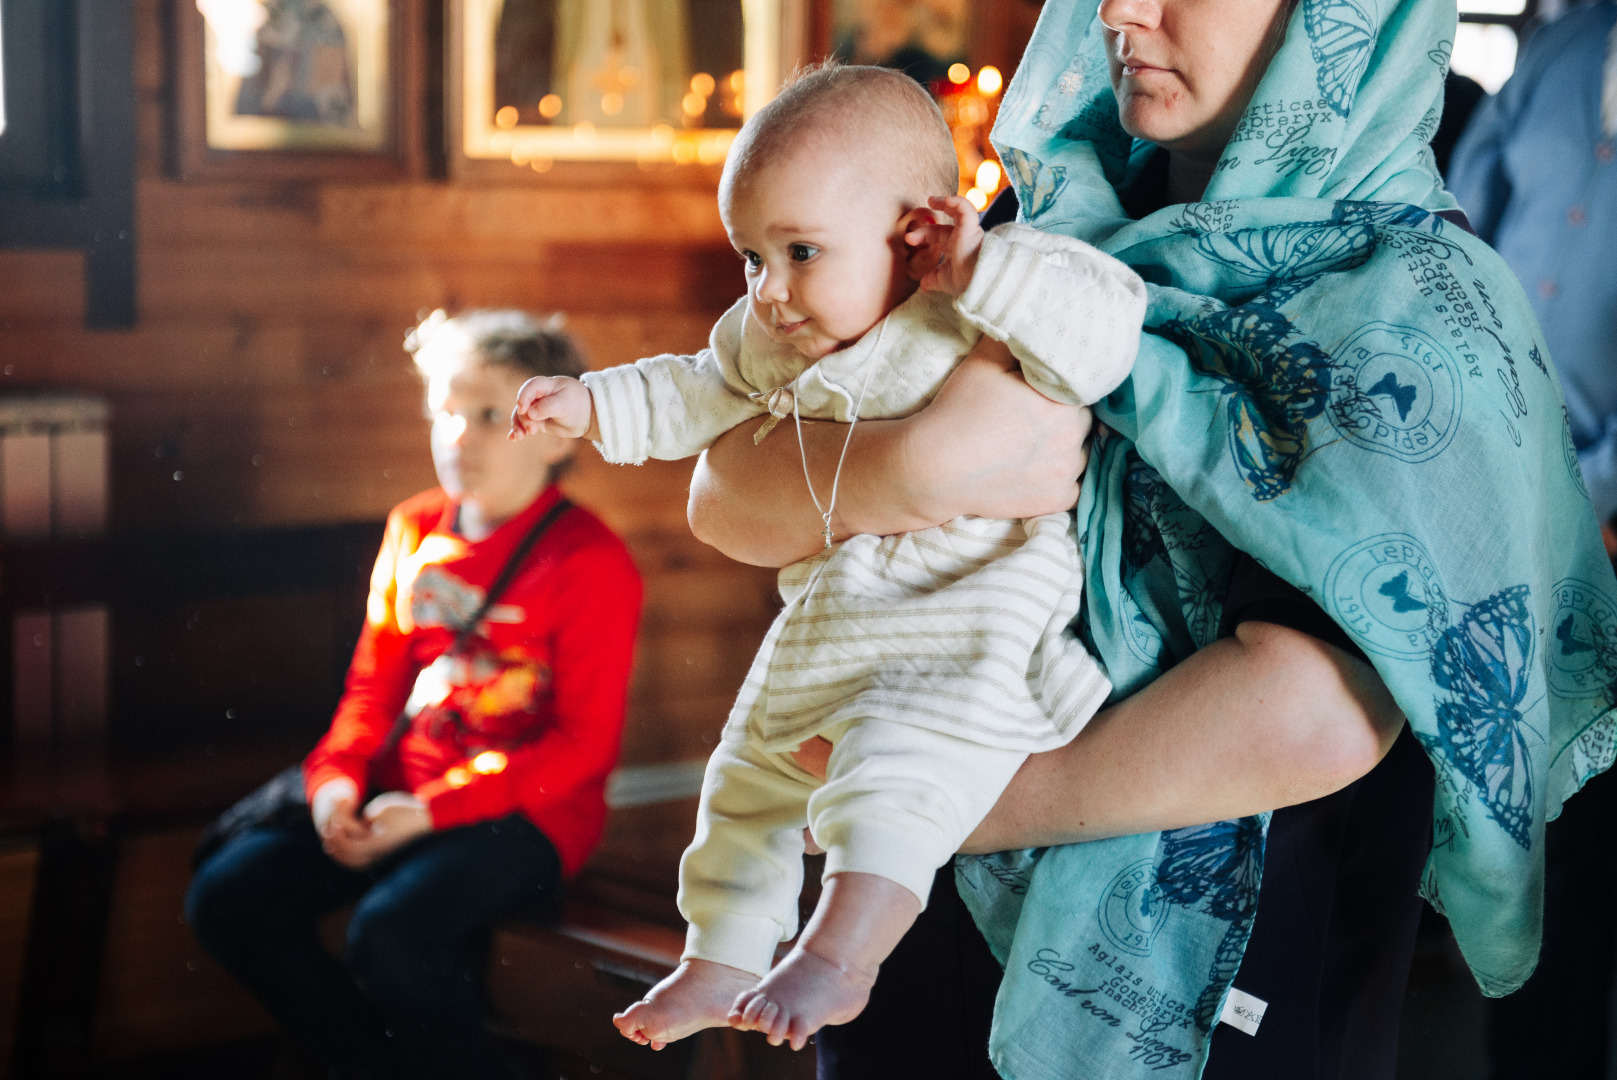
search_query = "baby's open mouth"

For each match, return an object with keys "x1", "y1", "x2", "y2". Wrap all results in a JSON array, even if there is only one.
[{"x1": 775, "y1": 318, "x2": 808, "y2": 334}]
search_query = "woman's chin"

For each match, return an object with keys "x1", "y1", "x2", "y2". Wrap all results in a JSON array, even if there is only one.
[{"x1": 1116, "y1": 96, "x2": 1197, "y2": 148}]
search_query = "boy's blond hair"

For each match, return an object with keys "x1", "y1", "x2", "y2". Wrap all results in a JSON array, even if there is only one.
[
  {"x1": 406, "y1": 309, "x2": 587, "y2": 384},
  {"x1": 721, "y1": 62, "x2": 958, "y2": 208}
]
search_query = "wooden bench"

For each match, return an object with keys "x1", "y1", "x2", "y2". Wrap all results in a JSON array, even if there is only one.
[
  {"x1": 0, "y1": 751, "x2": 818, "y2": 1080},
  {"x1": 0, "y1": 522, "x2": 799, "y2": 1077}
]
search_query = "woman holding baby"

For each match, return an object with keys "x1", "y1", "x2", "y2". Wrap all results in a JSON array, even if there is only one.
[{"x1": 685, "y1": 0, "x2": 1617, "y2": 1077}]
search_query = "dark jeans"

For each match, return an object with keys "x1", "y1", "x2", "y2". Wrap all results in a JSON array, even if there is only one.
[
  {"x1": 185, "y1": 815, "x2": 563, "y2": 1080},
  {"x1": 815, "y1": 727, "x2": 1433, "y2": 1080}
]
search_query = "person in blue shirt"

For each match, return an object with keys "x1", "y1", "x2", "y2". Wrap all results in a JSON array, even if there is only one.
[
  {"x1": 1448, "y1": 8, "x2": 1617, "y2": 1076},
  {"x1": 1449, "y1": 1, "x2": 1617, "y2": 546}
]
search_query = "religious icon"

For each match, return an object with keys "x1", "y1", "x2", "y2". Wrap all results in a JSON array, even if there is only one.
[
  {"x1": 194, "y1": 0, "x2": 390, "y2": 151},
  {"x1": 232, "y1": 0, "x2": 357, "y2": 125},
  {"x1": 453, "y1": 0, "x2": 763, "y2": 172},
  {"x1": 829, "y1": 0, "x2": 970, "y2": 86}
]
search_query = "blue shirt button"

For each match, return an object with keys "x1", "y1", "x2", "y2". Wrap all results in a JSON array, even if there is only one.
[
  {"x1": 1569, "y1": 205, "x2": 1589, "y2": 226},
  {"x1": 1539, "y1": 279, "x2": 1560, "y2": 300},
  {"x1": 1597, "y1": 140, "x2": 1616, "y2": 163}
]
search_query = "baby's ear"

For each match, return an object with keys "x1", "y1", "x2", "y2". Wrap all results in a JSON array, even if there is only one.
[
  {"x1": 902, "y1": 205, "x2": 939, "y2": 228},
  {"x1": 897, "y1": 205, "x2": 939, "y2": 246}
]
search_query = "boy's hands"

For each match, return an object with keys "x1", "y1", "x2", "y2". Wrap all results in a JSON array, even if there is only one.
[
  {"x1": 510, "y1": 375, "x2": 597, "y2": 441},
  {"x1": 322, "y1": 792, "x2": 433, "y2": 870},
  {"x1": 904, "y1": 194, "x2": 985, "y2": 298}
]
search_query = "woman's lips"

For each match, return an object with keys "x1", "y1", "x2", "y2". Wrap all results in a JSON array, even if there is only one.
[{"x1": 1121, "y1": 63, "x2": 1171, "y2": 77}]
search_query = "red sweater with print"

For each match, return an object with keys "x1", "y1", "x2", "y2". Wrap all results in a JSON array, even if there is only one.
[{"x1": 304, "y1": 485, "x2": 642, "y2": 877}]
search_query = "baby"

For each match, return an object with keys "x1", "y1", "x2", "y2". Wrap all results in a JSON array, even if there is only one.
[{"x1": 510, "y1": 63, "x2": 1146, "y2": 1051}]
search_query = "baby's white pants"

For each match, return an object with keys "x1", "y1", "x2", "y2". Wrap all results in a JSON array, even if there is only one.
[{"x1": 677, "y1": 710, "x2": 1028, "y2": 977}]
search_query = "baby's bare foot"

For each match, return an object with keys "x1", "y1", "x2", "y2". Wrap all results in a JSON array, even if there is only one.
[
  {"x1": 613, "y1": 959, "x2": 758, "y2": 1050},
  {"x1": 728, "y1": 945, "x2": 875, "y2": 1051}
]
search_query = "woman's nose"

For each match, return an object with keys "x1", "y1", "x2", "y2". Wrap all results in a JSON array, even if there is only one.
[{"x1": 1098, "y1": 0, "x2": 1161, "y2": 34}]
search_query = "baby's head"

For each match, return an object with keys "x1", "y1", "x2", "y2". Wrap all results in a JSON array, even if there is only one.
[
  {"x1": 719, "y1": 63, "x2": 958, "y2": 360},
  {"x1": 408, "y1": 309, "x2": 586, "y2": 513}
]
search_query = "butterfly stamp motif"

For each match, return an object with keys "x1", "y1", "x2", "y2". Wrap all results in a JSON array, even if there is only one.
[
  {"x1": 1547, "y1": 578, "x2": 1617, "y2": 701},
  {"x1": 1153, "y1": 818, "x2": 1266, "y2": 1031},
  {"x1": 1121, "y1": 455, "x2": 1232, "y2": 651},
  {"x1": 1303, "y1": 0, "x2": 1378, "y2": 118},
  {"x1": 1160, "y1": 300, "x2": 1337, "y2": 501},
  {"x1": 1424, "y1": 584, "x2": 1537, "y2": 849},
  {"x1": 1194, "y1": 222, "x2": 1377, "y2": 287},
  {"x1": 1325, "y1": 533, "x2": 1450, "y2": 660},
  {"x1": 1098, "y1": 859, "x2": 1172, "y2": 959},
  {"x1": 1327, "y1": 322, "x2": 1463, "y2": 463},
  {"x1": 999, "y1": 146, "x2": 1071, "y2": 222}
]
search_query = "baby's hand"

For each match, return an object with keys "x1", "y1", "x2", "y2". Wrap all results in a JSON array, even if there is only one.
[
  {"x1": 905, "y1": 194, "x2": 985, "y2": 298},
  {"x1": 509, "y1": 375, "x2": 595, "y2": 441}
]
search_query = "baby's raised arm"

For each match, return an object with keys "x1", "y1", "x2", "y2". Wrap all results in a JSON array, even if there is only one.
[{"x1": 512, "y1": 300, "x2": 769, "y2": 466}]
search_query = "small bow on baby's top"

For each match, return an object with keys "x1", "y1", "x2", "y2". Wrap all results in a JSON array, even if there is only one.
[{"x1": 748, "y1": 384, "x2": 797, "y2": 444}]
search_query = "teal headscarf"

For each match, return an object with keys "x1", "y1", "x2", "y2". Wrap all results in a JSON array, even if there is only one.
[{"x1": 955, "y1": 1, "x2": 1617, "y2": 1077}]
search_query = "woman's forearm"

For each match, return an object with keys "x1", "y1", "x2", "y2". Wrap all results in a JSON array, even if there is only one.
[
  {"x1": 687, "y1": 414, "x2": 936, "y2": 568},
  {"x1": 959, "y1": 620, "x2": 1406, "y2": 852},
  {"x1": 687, "y1": 339, "x2": 1090, "y2": 568}
]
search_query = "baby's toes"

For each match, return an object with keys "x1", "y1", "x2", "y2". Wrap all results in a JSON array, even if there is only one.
[
  {"x1": 727, "y1": 988, "x2": 755, "y2": 1026},
  {"x1": 758, "y1": 1001, "x2": 789, "y2": 1044},
  {"x1": 613, "y1": 1003, "x2": 651, "y2": 1041},
  {"x1": 743, "y1": 993, "x2": 779, "y2": 1032}
]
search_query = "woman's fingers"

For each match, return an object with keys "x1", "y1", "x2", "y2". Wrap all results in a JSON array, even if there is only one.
[{"x1": 910, "y1": 340, "x2": 1087, "y2": 519}]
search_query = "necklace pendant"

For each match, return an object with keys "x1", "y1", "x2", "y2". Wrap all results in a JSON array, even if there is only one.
[{"x1": 822, "y1": 522, "x2": 834, "y2": 549}]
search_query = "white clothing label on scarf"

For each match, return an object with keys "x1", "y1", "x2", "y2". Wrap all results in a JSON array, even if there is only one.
[{"x1": 1218, "y1": 988, "x2": 1268, "y2": 1036}]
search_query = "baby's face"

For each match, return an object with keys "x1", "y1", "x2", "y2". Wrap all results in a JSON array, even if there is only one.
[{"x1": 721, "y1": 148, "x2": 915, "y2": 360}]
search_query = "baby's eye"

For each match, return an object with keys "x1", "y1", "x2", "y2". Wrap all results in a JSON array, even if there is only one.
[
  {"x1": 478, "y1": 407, "x2": 501, "y2": 425},
  {"x1": 740, "y1": 250, "x2": 762, "y2": 272},
  {"x1": 788, "y1": 244, "x2": 818, "y2": 263}
]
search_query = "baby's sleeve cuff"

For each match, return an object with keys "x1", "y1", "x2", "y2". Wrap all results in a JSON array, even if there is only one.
[
  {"x1": 957, "y1": 225, "x2": 1046, "y2": 347},
  {"x1": 682, "y1": 912, "x2": 786, "y2": 978},
  {"x1": 956, "y1": 223, "x2": 1147, "y2": 406},
  {"x1": 580, "y1": 366, "x2": 652, "y2": 465}
]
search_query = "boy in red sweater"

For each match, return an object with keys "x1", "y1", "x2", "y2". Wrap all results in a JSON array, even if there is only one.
[{"x1": 187, "y1": 310, "x2": 642, "y2": 1080}]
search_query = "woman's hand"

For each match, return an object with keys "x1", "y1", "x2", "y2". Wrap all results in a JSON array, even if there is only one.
[
  {"x1": 322, "y1": 791, "x2": 433, "y2": 870},
  {"x1": 900, "y1": 339, "x2": 1090, "y2": 522},
  {"x1": 688, "y1": 337, "x2": 1089, "y2": 567}
]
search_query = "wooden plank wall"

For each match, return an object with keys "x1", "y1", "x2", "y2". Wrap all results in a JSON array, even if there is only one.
[{"x1": 0, "y1": 0, "x2": 780, "y2": 776}]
